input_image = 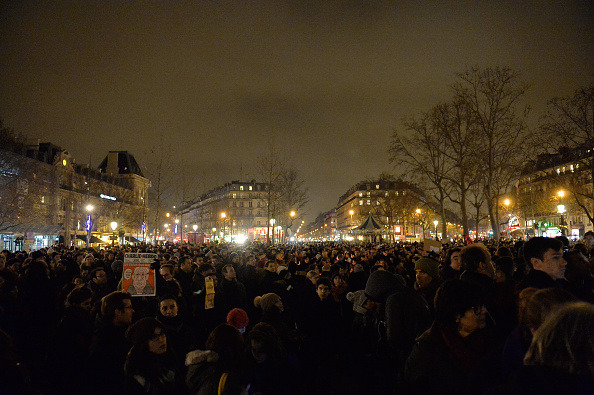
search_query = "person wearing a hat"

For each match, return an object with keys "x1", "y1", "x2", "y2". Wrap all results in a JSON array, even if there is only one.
[
  {"x1": 361, "y1": 270, "x2": 432, "y2": 393},
  {"x1": 414, "y1": 257, "x2": 441, "y2": 316}
]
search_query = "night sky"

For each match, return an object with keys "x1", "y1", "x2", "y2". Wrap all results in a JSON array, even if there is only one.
[{"x1": 1, "y1": 2, "x2": 592, "y2": 221}]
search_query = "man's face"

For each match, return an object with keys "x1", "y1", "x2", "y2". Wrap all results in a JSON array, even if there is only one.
[
  {"x1": 159, "y1": 299, "x2": 178, "y2": 318},
  {"x1": 159, "y1": 267, "x2": 173, "y2": 281},
  {"x1": 224, "y1": 266, "x2": 236, "y2": 281},
  {"x1": 450, "y1": 252, "x2": 461, "y2": 270},
  {"x1": 585, "y1": 235, "x2": 594, "y2": 250},
  {"x1": 181, "y1": 259, "x2": 193, "y2": 273},
  {"x1": 93, "y1": 270, "x2": 107, "y2": 286},
  {"x1": 533, "y1": 248, "x2": 566, "y2": 279},
  {"x1": 115, "y1": 299, "x2": 134, "y2": 326},
  {"x1": 317, "y1": 284, "x2": 331, "y2": 300},
  {"x1": 415, "y1": 270, "x2": 432, "y2": 289},
  {"x1": 133, "y1": 269, "x2": 149, "y2": 288}
]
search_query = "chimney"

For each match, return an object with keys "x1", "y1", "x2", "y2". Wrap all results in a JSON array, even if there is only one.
[{"x1": 106, "y1": 152, "x2": 119, "y2": 174}]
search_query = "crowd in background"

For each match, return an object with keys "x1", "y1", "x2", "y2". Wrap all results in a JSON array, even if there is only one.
[{"x1": 0, "y1": 234, "x2": 593, "y2": 394}]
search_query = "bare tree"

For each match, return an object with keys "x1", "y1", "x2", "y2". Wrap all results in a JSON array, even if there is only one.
[
  {"x1": 453, "y1": 66, "x2": 530, "y2": 240},
  {"x1": 0, "y1": 122, "x2": 56, "y2": 233},
  {"x1": 390, "y1": 107, "x2": 451, "y2": 238},
  {"x1": 277, "y1": 168, "x2": 308, "y2": 240},
  {"x1": 438, "y1": 100, "x2": 480, "y2": 237},
  {"x1": 256, "y1": 143, "x2": 285, "y2": 243},
  {"x1": 144, "y1": 138, "x2": 175, "y2": 240}
]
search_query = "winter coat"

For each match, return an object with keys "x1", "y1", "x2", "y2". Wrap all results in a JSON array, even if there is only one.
[{"x1": 404, "y1": 324, "x2": 493, "y2": 394}]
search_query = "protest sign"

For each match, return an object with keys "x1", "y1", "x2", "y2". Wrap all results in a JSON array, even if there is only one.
[{"x1": 123, "y1": 253, "x2": 157, "y2": 297}]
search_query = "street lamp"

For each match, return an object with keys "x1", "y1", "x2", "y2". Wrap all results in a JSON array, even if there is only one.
[
  {"x1": 433, "y1": 220, "x2": 439, "y2": 239},
  {"x1": 193, "y1": 224, "x2": 198, "y2": 231},
  {"x1": 557, "y1": 204, "x2": 566, "y2": 236},
  {"x1": 85, "y1": 204, "x2": 94, "y2": 248},
  {"x1": 221, "y1": 212, "x2": 227, "y2": 240},
  {"x1": 110, "y1": 221, "x2": 118, "y2": 247},
  {"x1": 349, "y1": 210, "x2": 354, "y2": 227}
]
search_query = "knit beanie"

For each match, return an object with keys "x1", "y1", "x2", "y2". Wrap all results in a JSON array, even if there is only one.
[
  {"x1": 364, "y1": 270, "x2": 404, "y2": 303},
  {"x1": 254, "y1": 293, "x2": 281, "y2": 312},
  {"x1": 226, "y1": 308, "x2": 249, "y2": 330},
  {"x1": 346, "y1": 290, "x2": 368, "y2": 314},
  {"x1": 415, "y1": 257, "x2": 440, "y2": 279},
  {"x1": 353, "y1": 263, "x2": 364, "y2": 273}
]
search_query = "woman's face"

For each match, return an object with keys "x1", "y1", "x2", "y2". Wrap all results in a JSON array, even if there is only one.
[
  {"x1": 251, "y1": 340, "x2": 268, "y2": 364},
  {"x1": 457, "y1": 305, "x2": 487, "y2": 337},
  {"x1": 148, "y1": 328, "x2": 167, "y2": 354},
  {"x1": 159, "y1": 299, "x2": 178, "y2": 318}
]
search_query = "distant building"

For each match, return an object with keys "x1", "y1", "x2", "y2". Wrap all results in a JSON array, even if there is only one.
[
  {"x1": 517, "y1": 144, "x2": 594, "y2": 238},
  {"x1": 335, "y1": 178, "x2": 428, "y2": 240},
  {"x1": 179, "y1": 180, "x2": 278, "y2": 242},
  {"x1": 0, "y1": 142, "x2": 149, "y2": 251}
]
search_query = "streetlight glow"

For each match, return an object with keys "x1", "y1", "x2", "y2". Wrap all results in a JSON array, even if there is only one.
[
  {"x1": 193, "y1": 224, "x2": 198, "y2": 231},
  {"x1": 557, "y1": 190, "x2": 565, "y2": 198},
  {"x1": 290, "y1": 211, "x2": 296, "y2": 217},
  {"x1": 86, "y1": 204, "x2": 94, "y2": 212},
  {"x1": 110, "y1": 221, "x2": 118, "y2": 231},
  {"x1": 221, "y1": 212, "x2": 226, "y2": 219},
  {"x1": 504, "y1": 199, "x2": 510, "y2": 206}
]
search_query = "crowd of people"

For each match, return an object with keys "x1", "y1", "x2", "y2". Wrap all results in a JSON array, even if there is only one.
[{"x1": 0, "y1": 233, "x2": 593, "y2": 394}]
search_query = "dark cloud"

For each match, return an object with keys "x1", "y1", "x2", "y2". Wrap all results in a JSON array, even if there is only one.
[{"x1": 1, "y1": 1, "x2": 592, "y2": 219}]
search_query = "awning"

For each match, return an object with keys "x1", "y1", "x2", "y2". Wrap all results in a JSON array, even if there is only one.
[
  {"x1": 124, "y1": 236, "x2": 141, "y2": 243},
  {"x1": 0, "y1": 224, "x2": 62, "y2": 235},
  {"x1": 75, "y1": 235, "x2": 107, "y2": 243},
  {"x1": 355, "y1": 214, "x2": 382, "y2": 231}
]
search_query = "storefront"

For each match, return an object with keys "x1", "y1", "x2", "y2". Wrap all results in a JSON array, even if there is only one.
[{"x1": 0, "y1": 224, "x2": 61, "y2": 252}]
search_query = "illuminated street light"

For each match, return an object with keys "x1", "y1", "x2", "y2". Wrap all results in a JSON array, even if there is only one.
[
  {"x1": 110, "y1": 221, "x2": 118, "y2": 247},
  {"x1": 557, "y1": 190, "x2": 565, "y2": 198},
  {"x1": 166, "y1": 212, "x2": 170, "y2": 218},
  {"x1": 504, "y1": 198, "x2": 511, "y2": 206},
  {"x1": 86, "y1": 204, "x2": 94, "y2": 212},
  {"x1": 193, "y1": 224, "x2": 198, "y2": 231},
  {"x1": 416, "y1": 208, "x2": 421, "y2": 214},
  {"x1": 290, "y1": 211, "x2": 296, "y2": 218},
  {"x1": 433, "y1": 220, "x2": 439, "y2": 238},
  {"x1": 175, "y1": 219, "x2": 179, "y2": 224}
]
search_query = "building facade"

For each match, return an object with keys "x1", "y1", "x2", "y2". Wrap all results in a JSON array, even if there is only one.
[
  {"x1": 0, "y1": 143, "x2": 149, "y2": 251},
  {"x1": 334, "y1": 179, "x2": 428, "y2": 240},
  {"x1": 517, "y1": 144, "x2": 594, "y2": 239},
  {"x1": 180, "y1": 180, "x2": 281, "y2": 242}
]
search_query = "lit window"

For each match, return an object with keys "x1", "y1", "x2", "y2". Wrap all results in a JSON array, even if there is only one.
[
  {"x1": 359, "y1": 200, "x2": 363, "y2": 205},
  {"x1": 367, "y1": 200, "x2": 371, "y2": 205},
  {"x1": 376, "y1": 184, "x2": 380, "y2": 189},
  {"x1": 249, "y1": 186, "x2": 253, "y2": 191},
  {"x1": 376, "y1": 201, "x2": 380, "y2": 205},
  {"x1": 359, "y1": 192, "x2": 363, "y2": 197},
  {"x1": 570, "y1": 164, "x2": 574, "y2": 172},
  {"x1": 232, "y1": 193, "x2": 237, "y2": 198},
  {"x1": 556, "y1": 168, "x2": 560, "y2": 174},
  {"x1": 385, "y1": 192, "x2": 389, "y2": 197},
  {"x1": 240, "y1": 186, "x2": 244, "y2": 190},
  {"x1": 367, "y1": 191, "x2": 371, "y2": 197},
  {"x1": 41, "y1": 196, "x2": 45, "y2": 203}
]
